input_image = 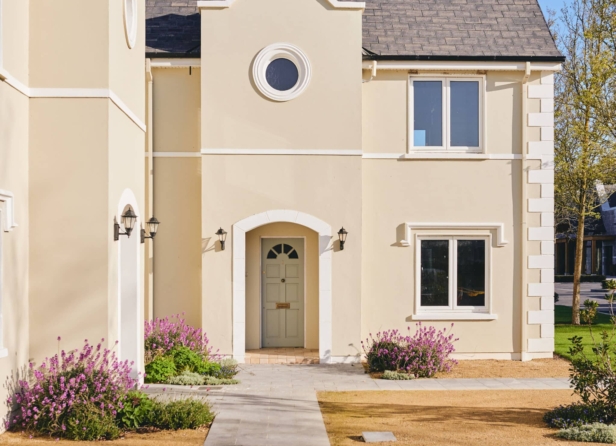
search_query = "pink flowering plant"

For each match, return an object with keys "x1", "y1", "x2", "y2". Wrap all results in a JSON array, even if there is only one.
[
  {"x1": 362, "y1": 323, "x2": 458, "y2": 378},
  {"x1": 8, "y1": 338, "x2": 135, "y2": 440},
  {"x1": 144, "y1": 314, "x2": 217, "y2": 360}
]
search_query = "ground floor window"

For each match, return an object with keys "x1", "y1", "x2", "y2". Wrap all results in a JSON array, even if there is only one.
[{"x1": 417, "y1": 236, "x2": 490, "y2": 313}]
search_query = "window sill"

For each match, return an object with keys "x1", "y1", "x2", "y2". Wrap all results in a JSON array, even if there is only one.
[
  {"x1": 0, "y1": 348, "x2": 8, "y2": 359},
  {"x1": 412, "y1": 313, "x2": 498, "y2": 321}
]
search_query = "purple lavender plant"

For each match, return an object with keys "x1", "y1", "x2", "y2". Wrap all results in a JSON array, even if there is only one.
[
  {"x1": 362, "y1": 323, "x2": 458, "y2": 377},
  {"x1": 8, "y1": 338, "x2": 135, "y2": 440},
  {"x1": 144, "y1": 314, "x2": 218, "y2": 363}
]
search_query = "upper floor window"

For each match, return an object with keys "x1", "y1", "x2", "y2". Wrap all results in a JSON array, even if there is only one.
[
  {"x1": 409, "y1": 77, "x2": 484, "y2": 152},
  {"x1": 124, "y1": 0, "x2": 137, "y2": 49}
]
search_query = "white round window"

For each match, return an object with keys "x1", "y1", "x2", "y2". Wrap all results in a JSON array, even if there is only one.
[
  {"x1": 252, "y1": 43, "x2": 311, "y2": 102},
  {"x1": 123, "y1": 0, "x2": 138, "y2": 49}
]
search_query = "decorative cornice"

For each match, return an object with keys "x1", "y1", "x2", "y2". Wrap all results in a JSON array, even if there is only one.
[{"x1": 401, "y1": 222, "x2": 508, "y2": 247}]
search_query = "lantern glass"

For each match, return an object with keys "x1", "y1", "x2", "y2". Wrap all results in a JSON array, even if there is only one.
[
  {"x1": 338, "y1": 227, "x2": 348, "y2": 243},
  {"x1": 122, "y1": 208, "x2": 138, "y2": 233},
  {"x1": 147, "y1": 217, "x2": 160, "y2": 237},
  {"x1": 216, "y1": 228, "x2": 227, "y2": 242}
]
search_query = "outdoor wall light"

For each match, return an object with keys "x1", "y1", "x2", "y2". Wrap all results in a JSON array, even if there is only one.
[
  {"x1": 114, "y1": 208, "x2": 138, "y2": 241},
  {"x1": 338, "y1": 227, "x2": 348, "y2": 250},
  {"x1": 141, "y1": 217, "x2": 160, "y2": 243},
  {"x1": 216, "y1": 227, "x2": 228, "y2": 250}
]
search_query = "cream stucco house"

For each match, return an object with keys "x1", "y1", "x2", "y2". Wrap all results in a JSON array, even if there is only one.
[{"x1": 0, "y1": 0, "x2": 561, "y2": 423}]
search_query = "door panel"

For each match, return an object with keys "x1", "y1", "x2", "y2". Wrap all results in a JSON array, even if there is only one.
[{"x1": 262, "y1": 238, "x2": 305, "y2": 348}]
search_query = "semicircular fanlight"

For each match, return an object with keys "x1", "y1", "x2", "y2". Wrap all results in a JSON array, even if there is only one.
[{"x1": 266, "y1": 243, "x2": 299, "y2": 259}]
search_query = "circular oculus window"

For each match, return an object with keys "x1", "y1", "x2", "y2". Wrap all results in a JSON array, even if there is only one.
[
  {"x1": 124, "y1": 0, "x2": 138, "y2": 49},
  {"x1": 253, "y1": 44, "x2": 311, "y2": 101}
]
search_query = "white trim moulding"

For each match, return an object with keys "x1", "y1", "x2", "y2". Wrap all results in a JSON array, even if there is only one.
[
  {"x1": 198, "y1": 0, "x2": 365, "y2": 9},
  {"x1": 0, "y1": 190, "x2": 17, "y2": 232},
  {"x1": 398, "y1": 153, "x2": 522, "y2": 160},
  {"x1": 411, "y1": 313, "x2": 498, "y2": 321},
  {"x1": 361, "y1": 61, "x2": 562, "y2": 72},
  {"x1": 150, "y1": 152, "x2": 201, "y2": 158},
  {"x1": 0, "y1": 69, "x2": 146, "y2": 132},
  {"x1": 201, "y1": 148, "x2": 363, "y2": 156},
  {"x1": 400, "y1": 222, "x2": 509, "y2": 247},
  {"x1": 149, "y1": 59, "x2": 201, "y2": 68}
]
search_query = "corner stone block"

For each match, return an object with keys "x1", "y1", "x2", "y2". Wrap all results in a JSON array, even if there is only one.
[
  {"x1": 541, "y1": 242, "x2": 554, "y2": 256},
  {"x1": 529, "y1": 282, "x2": 554, "y2": 297},
  {"x1": 529, "y1": 198, "x2": 554, "y2": 213},
  {"x1": 541, "y1": 184, "x2": 554, "y2": 198},
  {"x1": 540, "y1": 72, "x2": 555, "y2": 85},
  {"x1": 528, "y1": 337, "x2": 554, "y2": 352},
  {"x1": 541, "y1": 295, "x2": 555, "y2": 310},
  {"x1": 529, "y1": 255, "x2": 554, "y2": 269},
  {"x1": 528, "y1": 170, "x2": 554, "y2": 184},
  {"x1": 528, "y1": 113, "x2": 554, "y2": 127},
  {"x1": 541, "y1": 127, "x2": 554, "y2": 141},
  {"x1": 541, "y1": 213, "x2": 554, "y2": 227},
  {"x1": 541, "y1": 98, "x2": 554, "y2": 113},
  {"x1": 528, "y1": 141, "x2": 554, "y2": 155},
  {"x1": 528, "y1": 310, "x2": 554, "y2": 324},
  {"x1": 541, "y1": 323, "x2": 555, "y2": 338},
  {"x1": 528, "y1": 227, "x2": 553, "y2": 241},
  {"x1": 528, "y1": 85, "x2": 554, "y2": 99}
]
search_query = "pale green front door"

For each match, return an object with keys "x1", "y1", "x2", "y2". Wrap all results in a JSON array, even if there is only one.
[{"x1": 262, "y1": 238, "x2": 305, "y2": 348}]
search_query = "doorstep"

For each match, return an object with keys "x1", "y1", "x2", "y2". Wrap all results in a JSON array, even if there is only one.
[{"x1": 245, "y1": 348, "x2": 320, "y2": 364}]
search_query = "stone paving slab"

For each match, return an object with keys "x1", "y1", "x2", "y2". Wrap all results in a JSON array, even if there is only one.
[{"x1": 199, "y1": 364, "x2": 572, "y2": 445}]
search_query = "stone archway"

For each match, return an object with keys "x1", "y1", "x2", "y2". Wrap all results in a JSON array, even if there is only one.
[{"x1": 232, "y1": 210, "x2": 333, "y2": 363}]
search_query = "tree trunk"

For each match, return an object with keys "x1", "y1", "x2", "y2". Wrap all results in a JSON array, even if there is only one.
[{"x1": 572, "y1": 215, "x2": 586, "y2": 325}]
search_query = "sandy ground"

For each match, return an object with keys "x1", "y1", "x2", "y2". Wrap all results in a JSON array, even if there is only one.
[
  {"x1": 0, "y1": 428, "x2": 209, "y2": 445},
  {"x1": 367, "y1": 357, "x2": 571, "y2": 379},
  {"x1": 319, "y1": 390, "x2": 580, "y2": 445},
  {"x1": 436, "y1": 357, "x2": 571, "y2": 378}
]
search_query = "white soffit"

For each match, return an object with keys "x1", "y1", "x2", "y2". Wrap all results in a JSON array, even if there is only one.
[
  {"x1": 150, "y1": 59, "x2": 201, "y2": 68},
  {"x1": 197, "y1": 0, "x2": 365, "y2": 9},
  {"x1": 362, "y1": 61, "x2": 562, "y2": 72}
]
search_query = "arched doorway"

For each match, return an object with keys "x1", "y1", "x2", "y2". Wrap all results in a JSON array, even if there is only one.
[
  {"x1": 232, "y1": 210, "x2": 333, "y2": 363},
  {"x1": 116, "y1": 191, "x2": 143, "y2": 381}
]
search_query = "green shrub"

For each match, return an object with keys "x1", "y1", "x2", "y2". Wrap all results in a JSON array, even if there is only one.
[
  {"x1": 146, "y1": 398, "x2": 214, "y2": 430},
  {"x1": 171, "y1": 346, "x2": 221, "y2": 376},
  {"x1": 555, "y1": 275, "x2": 606, "y2": 283},
  {"x1": 544, "y1": 403, "x2": 613, "y2": 429},
  {"x1": 117, "y1": 391, "x2": 156, "y2": 429},
  {"x1": 603, "y1": 279, "x2": 616, "y2": 290},
  {"x1": 167, "y1": 371, "x2": 205, "y2": 386},
  {"x1": 145, "y1": 356, "x2": 177, "y2": 383},
  {"x1": 214, "y1": 358, "x2": 239, "y2": 379},
  {"x1": 555, "y1": 292, "x2": 559, "y2": 303},
  {"x1": 64, "y1": 403, "x2": 121, "y2": 441},
  {"x1": 557, "y1": 423, "x2": 616, "y2": 443},
  {"x1": 382, "y1": 370, "x2": 413, "y2": 380},
  {"x1": 204, "y1": 376, "x2": 239, "y2": 385}
]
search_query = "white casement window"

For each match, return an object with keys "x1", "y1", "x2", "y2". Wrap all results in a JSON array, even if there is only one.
[
  {"x1": 409, "y1": 77, "x2": 485, "y2": 153},
  {"x1": 416, "y1": 236, "x2": 491, "y2": 314}
]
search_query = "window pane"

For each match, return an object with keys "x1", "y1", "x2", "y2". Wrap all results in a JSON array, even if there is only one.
[
  {"x1": 420, "y1": 240, "x2": 449, "y2": 306},
  {"x1": 457, "y1": 240, "x2": 486, "y2": 306},
  {"x1": 450, "y1": 81, "x2": 479, "y2": 147},
  {"x1": 266, "y1": 58, "x2": 299, "y2": 92},
  {"x1": 414, "y1": 81, "x2": 443, "y2": 147}
]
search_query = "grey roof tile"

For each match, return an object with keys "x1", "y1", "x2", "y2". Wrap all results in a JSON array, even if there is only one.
[{"x1": 146, "y1": 0, "x2": 562, "y2": 59}]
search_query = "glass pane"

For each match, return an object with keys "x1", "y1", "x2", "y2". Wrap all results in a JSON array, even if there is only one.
[
  {"x1": 420, "y1": 240, "x2": 449, "y2": 306},
  {"x1": 288, "y1": 250, "x2": 299, "y2": 259},
  {"x1": 456, "y1": 240, "x2": 486, "y2": 306},
  {"x1": 413, "y1": 81, "x2": 443, "y2": 147},
  {"x1": 273, "y1": 244, "x2": 283, "y2": 254},
  {"x1": 266, "y1": 58, "x2": 299, "y2": 92},
  {"x1": 283, "y1": 244, "x2": 293, "y2": 254},
  {"x1": 450, "y1": 81, "x2": 479, "y2": 147},
  {"x1": 267, "y1": 250, "x2": 277, "y2": 259}
]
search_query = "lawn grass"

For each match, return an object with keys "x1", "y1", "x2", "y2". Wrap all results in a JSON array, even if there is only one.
[{"x1": 554, "y1": 305, "x2": 614, "y2": 361}]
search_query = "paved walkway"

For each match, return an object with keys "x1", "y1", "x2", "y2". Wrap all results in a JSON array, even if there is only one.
[{"x1": 200, "y1": 364, "x2": 570, "y2": 446}]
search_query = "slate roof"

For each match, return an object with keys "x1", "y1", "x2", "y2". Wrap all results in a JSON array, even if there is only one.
[{"x1": 146, "y1": 0, "x2": 563, "y2": 60}]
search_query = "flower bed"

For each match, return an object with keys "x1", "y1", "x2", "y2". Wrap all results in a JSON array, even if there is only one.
[
  {"x1": 144, "y1": 315, "x2": 239, "y2": 386},
  {"x1": 362, "y1": 323, "x2": 458, "y2": 378},
  {"x1": 7, "y1": 338, "x2": 213, "y2": 441}
]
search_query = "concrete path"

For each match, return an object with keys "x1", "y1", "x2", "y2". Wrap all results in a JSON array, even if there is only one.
[{"x1": 201, "y1": 364, "x2": 571, "y2": 446}]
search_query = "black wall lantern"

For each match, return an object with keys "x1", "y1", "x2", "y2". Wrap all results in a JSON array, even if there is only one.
[
  {"x1": 114, "y1": 208, "x2": 138, "y2": 241},
  {"x1": 216, "y1": 227, "x2": 228, "y2": 250},
  {"x1": 338, "y1": 227, "x2": 348, "y2": 250},
  {"x1": 141, "y1": 217, "x2": 160, "y2": 243}
]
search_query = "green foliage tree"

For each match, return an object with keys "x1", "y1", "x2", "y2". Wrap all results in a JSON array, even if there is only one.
[{"x1": 553, "y1": 0, "x2": 616, "y2": 324}]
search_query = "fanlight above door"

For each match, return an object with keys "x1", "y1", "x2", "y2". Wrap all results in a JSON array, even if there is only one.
[{"x1": 266, "y1": 243, "x2": 299, "y2": 259}]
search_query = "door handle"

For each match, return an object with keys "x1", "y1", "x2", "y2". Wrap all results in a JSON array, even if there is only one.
[{"x1": 281, "y1": 278, "x2": 286, "y2": 283}]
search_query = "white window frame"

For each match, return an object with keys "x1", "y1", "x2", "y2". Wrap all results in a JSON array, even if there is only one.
[
  {"x1": 408, "y1": 75, "x2": 486, "y2": 153},
  {"x1": 415, "y1": 234, "x2": 492, "y2": 315}
]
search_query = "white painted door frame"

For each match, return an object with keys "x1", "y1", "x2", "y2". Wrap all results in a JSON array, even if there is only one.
[{"x1": 232, "y1": 210, "x2": 333, "y2": 363}]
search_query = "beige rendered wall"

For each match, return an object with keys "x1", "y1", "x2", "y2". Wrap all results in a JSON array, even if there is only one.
[
  {"x1": 200, "y1": 0, "x2": 362, "y2": 151},
  {"x1": 151, "y1": 68, "x2": 202, "y2": 328},
  {"x1": 202, "y1": 155, "x2": 362, "y2": 357},
  {"x1": 245, "y1": 223, "x2": 319, "y2": 350},
  {"x1": 361, "y1": 160, "x2": 522, "y2": 354},
  {"x1": 0, "y1": 80, "x2": 30, "y2": 431},
  {"x1": 1, "y1": 0, "x2": 29, "y2": 81}
]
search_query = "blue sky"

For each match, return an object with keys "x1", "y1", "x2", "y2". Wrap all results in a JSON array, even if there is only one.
[{"x1": 538, "y1": 0, "x2": 569, "y2": 16}]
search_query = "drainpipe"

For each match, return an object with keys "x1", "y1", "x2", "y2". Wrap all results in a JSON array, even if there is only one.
[
  {"x1": 520, "y1": 62, "x2": 531, "y2": 361},
  {"x1": 362, "y1": 61, "x2": 377, "y2": 83},
  {"x1": 145, "y1": 59, "x2": 155, "y2": 320}
]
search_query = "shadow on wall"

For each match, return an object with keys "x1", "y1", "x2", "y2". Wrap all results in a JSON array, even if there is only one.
[{"x1": 146, "y1": 14, "x2": 201, "y2": 55}]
